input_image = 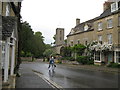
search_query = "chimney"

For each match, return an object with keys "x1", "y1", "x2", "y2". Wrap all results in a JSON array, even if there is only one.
[
  {"x1": 76, "y1": 18, "x2": 80, "y2": 26},
  {"x1": 103, "y1": 1, "x2": 112, "y2": 11}
]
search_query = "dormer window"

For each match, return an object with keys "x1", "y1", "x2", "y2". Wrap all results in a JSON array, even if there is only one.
[
  {"x1": 84, "y1": 24, "x2": 89, "y2": 31},
  {"x1": 111, "y1": 2, "x2": 118, "y2": 12},
  {"x1": 98, "y1": 22, "x2": 102, "y2": 31}
]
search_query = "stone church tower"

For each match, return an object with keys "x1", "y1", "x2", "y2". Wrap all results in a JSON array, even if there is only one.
[
  {"x1": 53, "y1": 28, "x2": 64, "y2": 54},
  {"x1": 55, "y1": 28, "x2": 64, "y2": 46}
]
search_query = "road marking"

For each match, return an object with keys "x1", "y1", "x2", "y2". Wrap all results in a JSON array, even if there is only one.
[{"x1": 33, "y1": 70, "x2": 63, "y2": 90}]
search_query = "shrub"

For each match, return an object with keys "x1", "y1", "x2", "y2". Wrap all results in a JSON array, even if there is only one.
[
  {"x1": 107, "y1": 62, "x2": 120, "y2": 68},
  {"x1": 60, "y1": 57, "x2": 75, "y2": 61},
  {"x1": 76, "y1": 56, "x2": 93, "y2": 65}
]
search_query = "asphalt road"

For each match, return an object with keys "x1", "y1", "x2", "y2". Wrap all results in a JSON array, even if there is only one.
[{"x1": 17, "y1": 61, "x2": 119, "y2": 88}]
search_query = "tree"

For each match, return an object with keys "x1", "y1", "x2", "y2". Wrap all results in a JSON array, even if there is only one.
[
  {"x1": 43, "y1": 49, "x2": 53, "y2": 58},
  {"x1": 32, "y1": 32, "x2": 45, "y2": 58},
  {"x1": 20, "y1": 22, "x2": 46, "y2": 58}
]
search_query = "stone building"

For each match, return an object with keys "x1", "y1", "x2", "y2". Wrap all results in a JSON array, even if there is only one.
[
  {"x1": 53, "y1": 28, "x2": 65, "y2": 54},
  {"x1": 0, "y1": 1, "x2": 22, "y2": 88},
  {"x1": 67, "y1": 1, "x2": 120, "y2": 65}
]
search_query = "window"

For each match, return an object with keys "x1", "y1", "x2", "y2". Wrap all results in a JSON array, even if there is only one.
[
  {"x1": 98, "y1": 35, "x2": 102, "y2": 44},
  {"x1": 85, "y1": 41, "x2": 88, "y2": 45},
  {"x1": 111, "y1": 2, "x2": 118, "y2": 12},
  {"x1": 107, "y1": 34, "x2": 112, "y2": 44},
  {"x1": 71, "y1": 41, "x2": 73, "y2": 46},
  {"x1": 98, "y1": 22, "x2": 102, "y2": 31},
  {"x1": 60, "y1": 31, "x2": 62, "y2": 35},
  {"x1": 6, "y1": 3, "x2": 10, "y2": 16},
  {"x1": 116, "y1": 52, "x2": 120, "y2": 63},
  {"x1": 77, "y1": 40, "x2": 80, "y2": 44},
  {"x1": 119, "y1": 16, "x2": 120, "y2": 26},
  {"x1": 84, "y1": 25, "x2": 89, "y2": 31},
  {"x1": 107, "y1": 19, "x2": 113, "y2": 28},
  {"x1": 95, "y1": 52, "x2": 100, "y2": 61}
]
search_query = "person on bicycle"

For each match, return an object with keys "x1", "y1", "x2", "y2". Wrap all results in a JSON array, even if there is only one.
[{"x1": 48, "y1": 57, "x2": 55, "y2": 71}]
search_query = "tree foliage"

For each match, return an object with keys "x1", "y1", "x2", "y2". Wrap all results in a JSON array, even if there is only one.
[
  {"x1": 20, "y1": 21, "x2": 46, "y2": 58},
  {"x1": 71, "y1": 44, "x2": 86, "y2": 55}
]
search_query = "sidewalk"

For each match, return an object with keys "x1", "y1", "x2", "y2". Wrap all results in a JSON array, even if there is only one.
[
  {"x1": 61, "y1": 61, "x2": 119, "y2": 74},
  {"x1": 16, "y1": 63, "x2": 54, "y2": 89}
]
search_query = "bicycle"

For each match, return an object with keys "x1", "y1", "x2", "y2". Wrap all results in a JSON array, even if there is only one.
[{"x1": 48, "y1": 64, "x2": 55, "y2": 72}]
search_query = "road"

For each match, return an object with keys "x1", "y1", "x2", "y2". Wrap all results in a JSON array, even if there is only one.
[{"x1": 18, "y1": 61, "x2": 119, "y2": 88}]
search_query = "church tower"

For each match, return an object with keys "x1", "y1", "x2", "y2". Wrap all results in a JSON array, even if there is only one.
[{"x1": 55, "y1": 28, "x2": 64, "y2": 46}]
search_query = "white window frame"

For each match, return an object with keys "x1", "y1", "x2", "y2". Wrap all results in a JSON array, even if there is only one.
[
  {"x1": 84, "y1": 25, "x2": 89, "y2": 31},
  {"x1": 107, "y1": 19, "x2": 113, "y2": 29},
  {"x1": 111, "y1": 2, "x2": 118, "y2": 12},
  {"x1": 107, "y1": 34, "x2": 112, "y2": 44},
  {"x1": 6, "y1": 3, "x2": 10, "y2": 16},
  {"x1": 98, "y1": 22, "x2": 102, "y2": 31},
  {"x1": 98, "y1": 35, "x2": 102, "y2": 44},
  {"x1": 95, "y1": 51, "x2": 100, "y2": 61}
]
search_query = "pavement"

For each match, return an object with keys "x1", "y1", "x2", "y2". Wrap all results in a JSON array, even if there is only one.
[{"x1": 15, "y1": 62, "x2": 57, "y2": 89}]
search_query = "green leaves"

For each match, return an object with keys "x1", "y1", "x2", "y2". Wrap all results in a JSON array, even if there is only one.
[
  {"x1": 71, "y1": 44, "x2": 86, "y2": 55},
  {"x1": 20, "y1": 21, "x2": 46, "y2": 58}
]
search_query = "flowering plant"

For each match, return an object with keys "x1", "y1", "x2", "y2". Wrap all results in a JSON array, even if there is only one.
[{"x1": 89, "y1": 41, "x2": 113, "y2": 52}]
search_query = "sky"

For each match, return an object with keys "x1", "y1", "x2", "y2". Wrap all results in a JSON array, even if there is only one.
[{"x1": 21, "y1": 0, "x2": 107, "y2": 44}]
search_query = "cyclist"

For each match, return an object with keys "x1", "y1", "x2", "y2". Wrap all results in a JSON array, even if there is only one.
[{"x1": 48, "y1": 57, "x2": 55, "y2": 71}]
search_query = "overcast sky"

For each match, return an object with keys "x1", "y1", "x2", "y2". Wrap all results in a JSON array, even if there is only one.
[{"x1": 21, "y1": 0, "x2": 107, "y2": 44}]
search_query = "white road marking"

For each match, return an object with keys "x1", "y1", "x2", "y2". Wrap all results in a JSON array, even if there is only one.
[{"x1": 33, "y1": 70, "x2": 63, "y2": 90}]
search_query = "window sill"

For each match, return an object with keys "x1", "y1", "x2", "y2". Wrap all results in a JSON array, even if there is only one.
[
  {"x1": 94, "y1": 60, "x2": 101, "y2": 62},
  {"x1": 106, "y1": 27, "x2": 113, "y2": 29},
  {"x1": 98, "y1": 29, "x2": 103, "y2": 32}
]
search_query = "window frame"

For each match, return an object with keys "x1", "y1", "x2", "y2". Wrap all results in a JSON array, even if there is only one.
[
  {"x1": 98, "y1": 35, "x2": 102, "y2": 44},
  {"x1": 95, "y1": 51, "x2": 100, "y2": 61},
  {"x1": 98, "y1": 22, "x2": 103, "y2": 31},
  {"x1": 5, "y1": 3, "x2": 10, "y2": 16},
  {"x1": 107, "y1": 19, "x2": 113, "y2": 29},
  {"x1": 116, "y1": 51, "x2": 120, "y2": 63},
  {"x1": 107, "y1": 34, "x2": 112, "y2": 44},
  {"x1": 111, "y1": 2, "x2": 118, "y2": 12}
]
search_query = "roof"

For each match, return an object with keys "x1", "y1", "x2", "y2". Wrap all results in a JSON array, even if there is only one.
[
  {"x1": 96, "y1": 8, "x2": 120, "y2": 20},
  {"x1": 67, "y1": 2, "x2": 120, "y2": 37},
  {"x1": 67, "y1": 18, "x2": 96, "y2": 37},
  {"x1": 2, "y1": 16, "x2": 16, "y2": 40}
]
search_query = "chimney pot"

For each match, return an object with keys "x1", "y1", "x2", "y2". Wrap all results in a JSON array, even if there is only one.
[{"x1": 76, "y1": 18, "x2": 80, "y2": 26}]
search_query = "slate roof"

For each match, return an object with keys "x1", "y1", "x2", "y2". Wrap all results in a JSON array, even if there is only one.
[
  {"x1": 2, "y1": 16, "x2": 16, "y2": 40},
  {"x1": 67, "y1": 2, "x2": 120, "y2": 37},
  {"x1": 67, "y1": 18, "x2": 96, "y2": 37},
  {"x1": 96, "y1": 8, "x2": 120, "y2": 20}
]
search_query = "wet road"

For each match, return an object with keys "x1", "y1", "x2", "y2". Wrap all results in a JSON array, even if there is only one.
[{"x1": 20, "y1": 62, "x2": 119, "y2": 88}]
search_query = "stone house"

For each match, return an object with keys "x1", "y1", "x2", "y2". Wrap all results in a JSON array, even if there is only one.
[
  {"x1": 0, "y1": 1, "x2": 22, "y2": 88},
  {"x1": 67, "y1": 1, "x2": 120, "y2": 65}
]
